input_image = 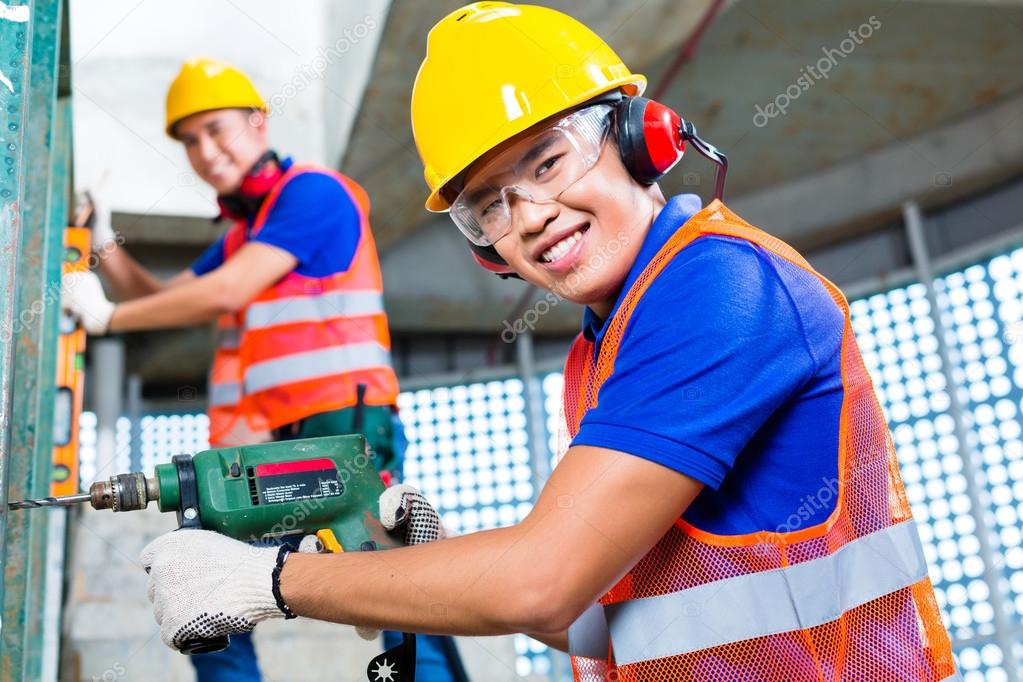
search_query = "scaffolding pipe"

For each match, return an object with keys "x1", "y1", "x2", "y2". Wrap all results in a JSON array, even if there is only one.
[
  {"x1": 515, "y1": 332, "x2": 575, "y2": 681},
  {"x1": 516, "y1": 331, "x2": 551, "y2": 498},
  {"x1": 903, "y1": 200, "x2": 1019, "y2": 680}
]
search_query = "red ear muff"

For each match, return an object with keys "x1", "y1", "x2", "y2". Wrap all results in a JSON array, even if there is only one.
[
  {"x1": 615, "y1": 97, "x2": 685, "y2": 184},
  {"x1": 466, "y1": 241, "x2": 520, "y2": 279},
  {"x1": 216, "y1": 150, "x2": 283, "y2": 222},
  {"x1": 238, "y1": 150, "x2": 282, "y2": 197}
]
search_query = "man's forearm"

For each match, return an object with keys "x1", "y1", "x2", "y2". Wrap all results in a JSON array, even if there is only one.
[
  {"x1": 108, "y1": 272, "x2": 232, "y2": 331},
  {"x1": 97, "y1": 247, "x2": 165, "y2": 300},
  {"x1": 280, "y1": 525, "x2": 571, "y2": 637}
]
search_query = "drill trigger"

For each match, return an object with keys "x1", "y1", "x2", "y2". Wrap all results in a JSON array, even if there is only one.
[{"x1": 316, "y1": 528, "x2": 343, "y2": 553}]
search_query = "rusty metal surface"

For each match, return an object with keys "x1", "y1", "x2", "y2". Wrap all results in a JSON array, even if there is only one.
[
  {"x1": 0, "y1": 0, "x2": 33, "y2": 673},
  {"x1": 1, "y1": 0, "x2": 67, "y2": 678}
]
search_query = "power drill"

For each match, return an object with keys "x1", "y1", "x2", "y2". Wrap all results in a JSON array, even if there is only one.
[{"x1": 8, "y1": 434, "x2": 423, "y2": 681}]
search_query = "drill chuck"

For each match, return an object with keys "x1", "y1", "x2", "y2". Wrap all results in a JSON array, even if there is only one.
[{"x1": 89, "y1": 472, "x2": 159, "y2": 512}]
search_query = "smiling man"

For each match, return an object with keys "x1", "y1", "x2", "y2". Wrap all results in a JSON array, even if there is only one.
[
  {"x1": 137, "y1": 9, "x2": 957, "y2": 682},
  {"x1": 62, "y1": 57, "x2": 461, "y2": 682}
]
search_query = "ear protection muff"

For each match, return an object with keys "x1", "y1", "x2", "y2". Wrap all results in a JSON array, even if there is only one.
[
  {"x1": 464, "y1": 96, "x2": 727, "y2": 277},
  {"x1": 467, "y1": 240, "x2": 519, "y2": 279},
  {"x1": 216, "y1": 150, "x2": 283, "y2": 222},
  {"x1": 614, "y1": 96, "x2": 686, "y2": 184}
]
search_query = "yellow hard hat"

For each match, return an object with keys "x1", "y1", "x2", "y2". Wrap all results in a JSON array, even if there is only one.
[
  {"x1": 165, "y1": 57, "x2": 268, "y2": 137},
  {"x1": 412, "y1": 2, "x2": 646, "y2": 212}
]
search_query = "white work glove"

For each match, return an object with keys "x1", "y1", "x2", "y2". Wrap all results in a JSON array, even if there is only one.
[
  {"x1": 85, "y1": 190, "x2": 118, "y2": 251},
  {"x1": 140, "y1": 530, "x2": 292, "y2": 651},
  {"x1": 61, "y1": 271, "x2": 115, "y2": 335},
  {"x1": 379, "y1": 483, "x2": 447, "y2": 545}
]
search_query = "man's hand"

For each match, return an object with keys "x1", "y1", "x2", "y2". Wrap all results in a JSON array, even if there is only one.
[
  {"x1": 379, "y1": 483, "x2": 447, "y2": 545},
  {"x1": 62, "y1": 271, "x2": 115, "y2": 334},
  {"x1": 140, "y1": 530, "x2": 291, "y2": 651},
  {"x1": 85, "y1": 190, "x2": 118, "y2": 251}
]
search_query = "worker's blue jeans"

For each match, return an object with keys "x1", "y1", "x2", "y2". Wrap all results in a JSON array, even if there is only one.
[{"x1": 191, "y1": 630, "x2": 457, "y2": 681}]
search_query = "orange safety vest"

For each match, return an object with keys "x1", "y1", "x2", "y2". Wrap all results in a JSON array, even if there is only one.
[
  {"x1": 207, "y1": 164, "x2": 400, "y2": 447},
  {"x1": 559, "y1": 200, "x2": 958, "y2": 681}
]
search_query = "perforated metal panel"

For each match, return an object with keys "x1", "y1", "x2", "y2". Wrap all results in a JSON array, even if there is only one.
[{"x1": 850, "y1": 246, "x2": 1023, "y2": 680}]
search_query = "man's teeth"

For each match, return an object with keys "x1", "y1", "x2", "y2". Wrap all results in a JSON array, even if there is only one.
[{"x1": 541, "y1": 229, "x2": 584, "y2": 263}]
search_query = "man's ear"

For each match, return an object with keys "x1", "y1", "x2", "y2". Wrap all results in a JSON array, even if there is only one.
[{"x1": 246, "y1": 108, "x2": 268, "y2": 137}]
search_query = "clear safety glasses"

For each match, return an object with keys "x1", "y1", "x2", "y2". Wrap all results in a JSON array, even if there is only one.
[{"x1": 450, "y1": 104, "x2": 613, "y2": 247}]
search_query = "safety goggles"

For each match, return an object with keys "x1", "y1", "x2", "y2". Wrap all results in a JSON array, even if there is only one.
[{"x1": 450, "y1": 104, "x2": 613, "y2": 247}]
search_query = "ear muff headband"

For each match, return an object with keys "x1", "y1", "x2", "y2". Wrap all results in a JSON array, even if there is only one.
[{"x1": 216, "y1": 150, "x2": 282, "y2": 222}]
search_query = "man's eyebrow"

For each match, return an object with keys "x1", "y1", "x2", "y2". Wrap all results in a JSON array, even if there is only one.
[
  {"x1": 465, "y1": 185, "x2": 496, "y2": 208},
  {"x1": 519, "y1": 134, "x2": 558, "y2": 167},
  {"x1": 468, "y1": 135, "x2": 561, "y2": 204}
]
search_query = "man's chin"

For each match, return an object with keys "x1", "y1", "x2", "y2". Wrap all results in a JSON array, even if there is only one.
[{"x1": 209, "y1": 177, "x2": 243, "y2": 195}]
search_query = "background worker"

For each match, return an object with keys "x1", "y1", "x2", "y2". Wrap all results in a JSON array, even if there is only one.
[
  {"x1": 137, "y1": 6, "x2": 957, "y2": 681},
  {"x1": 63, "y1": 57, "x2": 461, "y2": 682}
]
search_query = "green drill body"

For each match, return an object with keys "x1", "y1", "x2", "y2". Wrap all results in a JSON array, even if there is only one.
[
  {"x1": 154, "y1": 435, "x2": 400, "y2": 551},
  {"x1": 10, "y1": 434, "x2": 402, "y2": 553}
]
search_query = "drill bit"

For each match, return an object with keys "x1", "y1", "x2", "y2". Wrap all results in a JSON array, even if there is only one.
[{"x1": 7, "y1": 492, "x2": 92, "y2": 510}]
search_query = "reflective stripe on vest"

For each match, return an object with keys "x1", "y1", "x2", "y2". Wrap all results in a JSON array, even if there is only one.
[
  {"x1": 243, "y1": 342, "x2": 392, "y2": 395},
  {"x1": 208, "y1": 382, "x2": 241, "y2": 408},
  {"x1": 605, "y1": 520, "x2": 927, "y2": 665},
  {"x1": 568, "y1": 603, "x2": 610, "y2": 659},
  {"x1": 245, "y1": 290, "x2": 385, "y2": 330}
]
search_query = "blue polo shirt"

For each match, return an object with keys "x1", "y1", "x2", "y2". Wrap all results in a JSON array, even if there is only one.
[
  {"x1": 571, "y1": 194, "x2": 845, "y2": 536},
  {"x1": 191, "y1": 157, "x2": 361, "y2": 278}
]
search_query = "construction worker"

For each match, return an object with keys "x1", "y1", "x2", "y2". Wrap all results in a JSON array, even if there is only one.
[
  {"x1": 63, "y1": 58, "x2": 461, "y2": 682},
  {"x1": 138, "y1": 7, "x2": 959, "y2": 681}
]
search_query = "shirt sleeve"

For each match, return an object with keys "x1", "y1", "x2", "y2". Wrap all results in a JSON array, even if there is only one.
[
  {"x1": 570, "y1": 236, "x2": 820, "y2": 490},
  {"x1": 250, "y1": 172, "x2": 361, "y2": 275},
  {"x1": 190, "y1": 234, "x2": 226, "y2": 276}
]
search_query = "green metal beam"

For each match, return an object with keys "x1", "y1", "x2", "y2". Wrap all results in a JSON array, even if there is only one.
[
  {"x1": 1, "y1": 0, "x2": 67, "y2": 679},
  {"x1": 0, "y1": 0, "x2": 34, "y2": 642}
]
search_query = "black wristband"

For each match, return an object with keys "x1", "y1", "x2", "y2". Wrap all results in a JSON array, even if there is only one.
[{"x1": 272, "y1": 544, "x2": 298, "y2": 620}]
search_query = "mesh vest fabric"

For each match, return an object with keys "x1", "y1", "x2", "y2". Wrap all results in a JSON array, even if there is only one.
[
  {"x1": 559, "y1": 200, "x2": 957, "y2": 681},
  {"x1": 207, "y1": 164, "x2": 399, "y2": 447}
]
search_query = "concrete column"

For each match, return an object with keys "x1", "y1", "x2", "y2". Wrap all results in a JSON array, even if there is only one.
[{"x1": 89, "y1": 338, "x2": 124, "y2": 477}]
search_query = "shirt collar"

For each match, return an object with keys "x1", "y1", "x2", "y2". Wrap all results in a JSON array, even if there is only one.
[{"x1": 581, "y1": 193, "x2": 703, "y2": 342}]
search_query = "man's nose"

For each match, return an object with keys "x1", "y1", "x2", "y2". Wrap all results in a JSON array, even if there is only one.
[
  {"x1": 509, "y1": 193, "x2": 559, "y2": 235},
  {"x1": 195, "y1": 134, "x2": 220, "y2": 164}
]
